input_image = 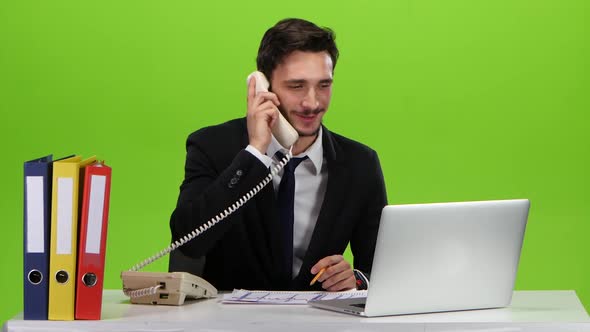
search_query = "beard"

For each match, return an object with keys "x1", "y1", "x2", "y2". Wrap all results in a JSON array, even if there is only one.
[{"x1": 297, "y1": 126, "x2": 321, "y2": 137}]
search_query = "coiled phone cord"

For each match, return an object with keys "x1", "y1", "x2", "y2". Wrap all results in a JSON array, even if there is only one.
[
  {"x1": 127, "y1": 148, "x2": 293, "y2": 273},
  {"x1": 124, "y1": 284, "x2": 163, "y2": 299}
]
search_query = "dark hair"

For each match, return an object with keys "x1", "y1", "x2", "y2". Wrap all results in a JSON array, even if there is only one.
[{"x1": 256, "y1": 18, "x2": 339, "y2": 80}]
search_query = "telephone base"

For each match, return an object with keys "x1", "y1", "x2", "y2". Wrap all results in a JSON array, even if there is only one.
[{"x1": 121, "y1": 271, "x2": 217, "y2": 306}]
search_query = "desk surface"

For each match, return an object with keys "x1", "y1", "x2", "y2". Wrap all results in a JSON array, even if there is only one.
[{"x1": 4, "y1": 290, "x2": 589, "y2": 332}]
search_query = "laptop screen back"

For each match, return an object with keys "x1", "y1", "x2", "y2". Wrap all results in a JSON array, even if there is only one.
[{"x1": 364, "y1": 199, "x2": 530, "y2": 317}]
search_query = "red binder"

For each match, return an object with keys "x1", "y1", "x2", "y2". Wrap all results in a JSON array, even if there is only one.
[{"x1": 74, "y1": 161, "x2": 112, "y2": 320}]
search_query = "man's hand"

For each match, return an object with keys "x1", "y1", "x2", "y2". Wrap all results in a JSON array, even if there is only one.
[
  {"x1": 310, "y1": 255, "x2": 356, "y2": 291},
  {"x1": 246, "y1": 75, "x2": 281, "y2": 154}
]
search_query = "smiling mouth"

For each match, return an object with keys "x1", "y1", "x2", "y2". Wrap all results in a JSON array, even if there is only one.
[
  {"x1": 297, "y1": 113, "x2": 317, "y2": 119},
  {"x1": 294, "y1": 110, "x2": 323, "y2": 118}
]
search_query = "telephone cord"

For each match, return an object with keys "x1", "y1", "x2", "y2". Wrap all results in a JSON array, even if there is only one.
[{"x1": 123, "y1": 284, "x2": 162, "y2": 298}]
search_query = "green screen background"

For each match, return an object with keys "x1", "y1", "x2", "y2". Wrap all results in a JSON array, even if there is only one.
[{"x1": 1, "y1": 0, "x2": 588, "y2": 323}]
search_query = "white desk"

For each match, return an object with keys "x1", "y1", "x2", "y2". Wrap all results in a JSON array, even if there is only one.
[{"x1": 3, "y1": 290, "x2": 589, "y2": 332}]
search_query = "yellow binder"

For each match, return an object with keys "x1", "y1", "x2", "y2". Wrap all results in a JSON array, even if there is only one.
[{"x1": 48, "y1": 155, "x2": 96, "y2": 320}]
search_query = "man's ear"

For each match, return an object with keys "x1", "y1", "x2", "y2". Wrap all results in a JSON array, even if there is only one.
[{"x1": 264, "y1": 70, "x2": 274, "y2": 92}]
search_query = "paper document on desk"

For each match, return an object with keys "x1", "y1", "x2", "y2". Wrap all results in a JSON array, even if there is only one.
[{"x1": 222, "y1": 289, "x2": 367, "y2": 305}]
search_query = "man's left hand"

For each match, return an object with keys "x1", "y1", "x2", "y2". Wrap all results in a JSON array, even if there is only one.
[{"x1": 310, "y1": 255, "x2": 356, "y2": 291}]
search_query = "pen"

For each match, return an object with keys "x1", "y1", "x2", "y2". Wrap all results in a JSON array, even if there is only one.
[{"x1": 309, "y1": 267, "x2": 327, "y2": 286}]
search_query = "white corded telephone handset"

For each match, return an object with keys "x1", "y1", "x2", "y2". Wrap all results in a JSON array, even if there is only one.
[
  {"x1": 120, "y1": 71, "x2": 299, "y2": 305},
  {"x1": 247, "y1": 71, "x2": 299, "y2": 148}
]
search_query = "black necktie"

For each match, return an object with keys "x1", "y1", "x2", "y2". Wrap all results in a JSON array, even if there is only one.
[{"x1": 276, "y1": 152, "x2": 308, "y2": 283}]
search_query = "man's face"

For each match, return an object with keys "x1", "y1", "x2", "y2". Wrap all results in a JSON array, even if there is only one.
[{"x1": 270, "y1": 51, "x2": 333, "y2": 137}]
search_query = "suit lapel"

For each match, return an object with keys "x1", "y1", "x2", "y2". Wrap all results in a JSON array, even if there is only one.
[
  {"x1": 295, "y1": 127, "x2": 349, "y2": 281},
  {"x1": 257, "y1": 184, "x2": 283, "y2": 270},
  {"x1": 234, "y1": 119, "x2": 283, "y2": 282}
]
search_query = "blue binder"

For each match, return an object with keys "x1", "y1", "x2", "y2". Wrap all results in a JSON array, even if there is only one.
[{"x1": 23, "y1": 155, "x2": 53, "y2": 320}]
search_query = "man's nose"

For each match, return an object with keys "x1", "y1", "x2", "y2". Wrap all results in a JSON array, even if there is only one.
[{"x1": 301, "y1": 88, "x2": 319, "y2": 110}]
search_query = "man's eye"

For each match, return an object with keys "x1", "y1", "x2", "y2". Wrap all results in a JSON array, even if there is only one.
[
  {"x1": 289, "y1": 85, "x2": 303, "y2": 89},
  {"x1": 320, "y1": 83, "x2": 332, "y2": 88}
]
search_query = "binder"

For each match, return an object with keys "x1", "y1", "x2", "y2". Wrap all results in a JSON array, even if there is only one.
[
  {"x1": 48, "y1": 155, "x2": 96, "y2": 320},
  {"x1": 23, "y1": 155, "x2": 53, "y2": 320},
  {"x1": 75, "y1": 161, "x2": 112, "y2": 320}
]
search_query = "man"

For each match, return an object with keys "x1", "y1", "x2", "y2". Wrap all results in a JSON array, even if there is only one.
[{"x1": 170, "y1": 18, "x2": 387, "y2": 291}]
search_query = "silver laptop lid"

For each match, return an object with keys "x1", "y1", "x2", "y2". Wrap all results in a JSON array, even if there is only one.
[{"x1": 365, "y1": 199, "x2": 530, "y2": 317}]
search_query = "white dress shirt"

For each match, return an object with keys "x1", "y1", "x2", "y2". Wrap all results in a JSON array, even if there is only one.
[{"x1": 245, "y1": 128, "x2": 328, "y2": 277}]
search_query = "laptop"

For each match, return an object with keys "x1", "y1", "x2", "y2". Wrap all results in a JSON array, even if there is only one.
[{"x1": 309, "y1": 199, "x2": 530, "y2": 317}]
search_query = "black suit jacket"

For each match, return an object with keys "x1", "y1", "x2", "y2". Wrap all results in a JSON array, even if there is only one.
[{"x1": 170, "y1": 118, "x2": 387, "y2": 290}]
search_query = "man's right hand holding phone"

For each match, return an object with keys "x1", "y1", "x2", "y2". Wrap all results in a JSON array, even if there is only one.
[{"x1": 246, "y1": 75, "x2": 281, "y2": 155}]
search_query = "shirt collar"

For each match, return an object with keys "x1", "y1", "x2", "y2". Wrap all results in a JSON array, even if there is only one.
[{"x1": 267, "y1": 127, "x2": 324, "y2": 175}]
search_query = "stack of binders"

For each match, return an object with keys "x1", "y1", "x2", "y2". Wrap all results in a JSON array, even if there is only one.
[{"x1": 23, "y1": 155, "x2": 112, "y2": 321}]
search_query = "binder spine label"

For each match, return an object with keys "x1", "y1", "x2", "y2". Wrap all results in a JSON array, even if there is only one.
[
  {"x1": 26, "y1": 176, "x2": 45, "y2": 253},
  {"x1": 56, "y1": 177, "x2": 74, "y2": 255},
  {"x1": 86, "y1": 175, "x2": 106, "y2": 254}
]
